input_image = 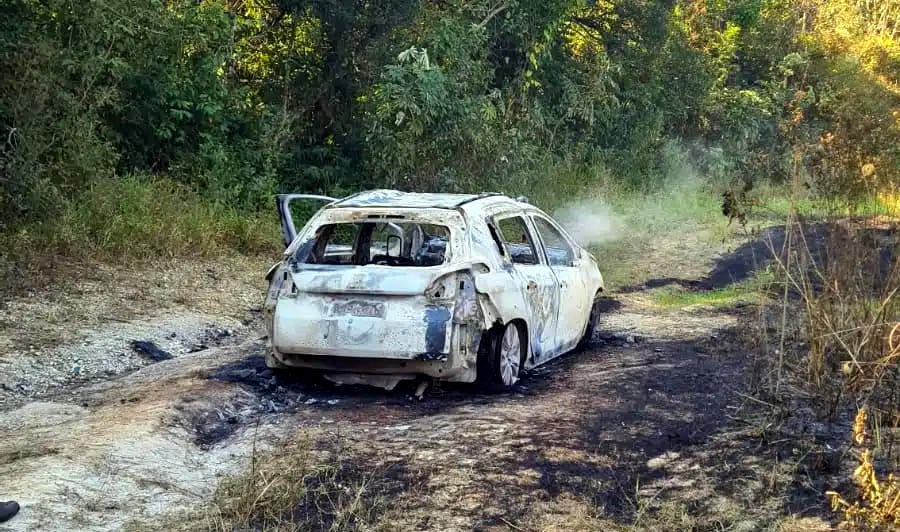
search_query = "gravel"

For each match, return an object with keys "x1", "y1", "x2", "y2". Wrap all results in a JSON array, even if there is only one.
[{"x1": 0, "y1": 311, "x2": 258, "y2": 410}]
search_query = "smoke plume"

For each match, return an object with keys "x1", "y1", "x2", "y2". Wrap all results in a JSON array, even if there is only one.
[{"x1": 554, "y1": 199, "x2": 623, "y2": 247}]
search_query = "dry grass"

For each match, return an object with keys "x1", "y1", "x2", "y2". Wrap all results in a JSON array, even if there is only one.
[
  {"x1": 827, "y1": 407, "x2": 900, "y2": 528},
  {"x1": 747, "y1": 185, "x2": 900, "y2": 528},
  {"x1": 199, "y1": 434, "x2": 422, "y2": 532},
  {"x1": 0, "y1": 254, "x2": 270, "y2": 352}
]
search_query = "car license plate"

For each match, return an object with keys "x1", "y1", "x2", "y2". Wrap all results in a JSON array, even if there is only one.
[{"x1": 333, "y1": 300, "x2": 385, "y2": 318}]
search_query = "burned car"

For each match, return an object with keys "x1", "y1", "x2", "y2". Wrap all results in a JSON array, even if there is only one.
[{"x1": 264, "y1": 190, "x2": 605, "y2": 391}]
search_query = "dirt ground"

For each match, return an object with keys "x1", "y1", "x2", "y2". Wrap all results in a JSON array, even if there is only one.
[{"x1": 0, "y1": 234, "x2": 841, "y2": 531}]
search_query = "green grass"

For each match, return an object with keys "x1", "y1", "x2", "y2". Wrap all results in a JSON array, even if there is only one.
[
  {"x1": 584, "y1": 172, "x2": 732, "y2": 289},
  {"x1": 654, "y1": 284, "x2": 755, "y2": 308},
  {"x1": 3, "y1": 175, "x2": 280, "y2": 258},
  {"x1": 749, "y1": 181, "x2": 900, "y2": 221},
  {"x1": 496, "y1": 141, "x2": 738, "y2": 290},
  {"x1": 653, "y1": 270, "x2": 775, "y2": 308}
]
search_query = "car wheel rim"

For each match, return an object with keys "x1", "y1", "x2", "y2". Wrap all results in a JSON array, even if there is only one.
[{"x1": 499, "y1": 325, "x2": 520, "y2": 386}]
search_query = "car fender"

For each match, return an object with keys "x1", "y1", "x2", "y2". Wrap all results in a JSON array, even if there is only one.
[
  {"x1": 473, "y1": 270, "x2": 531, "y2": 329},
  {"x1": 580, "y1": 249, "x2": 605, "y2": 295}
]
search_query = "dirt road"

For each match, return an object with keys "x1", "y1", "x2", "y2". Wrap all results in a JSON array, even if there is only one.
[{"x1": 0, "y1": 240, "x2": 838, "y2": 530}]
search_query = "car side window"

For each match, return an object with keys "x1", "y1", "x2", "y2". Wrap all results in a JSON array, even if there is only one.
[
  {"x1": 532, "y1": 216, "x2": 575, "y2": 267},
  {"x1": 496, "y1": 216, "x2": 539, "y2": 265}
]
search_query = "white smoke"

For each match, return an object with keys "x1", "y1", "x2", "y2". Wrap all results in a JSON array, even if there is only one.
[{"x1": 554, "y1": 198, "x2": 624, "y2": 247}]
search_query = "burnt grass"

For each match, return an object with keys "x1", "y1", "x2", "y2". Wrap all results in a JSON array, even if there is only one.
[
  {"x1": 483, "y1": 331, "x2": 751, "y2": 526},
  {"x1": 620, "y1": 221, "x2": 898, "y2": 295},
  {"x1": 259, "y1": 449, "x2": 428, "y2": 531}
]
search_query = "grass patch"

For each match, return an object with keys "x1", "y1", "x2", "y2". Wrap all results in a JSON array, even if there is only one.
[
  {"x1": 749, "y1": 181, "x2": 900, "y2": 221},
  {"x1": 653, "y1": 270, "x2": 774, "y2": 308},
  {"x1": 582, "y1": 174, "x2": 732, "y2": 289},
  {"x1": 495, "y1": 144, "x2": 735, "y2": 291},
  {"x1": 654, "y1": 284, "x2": 754, "y2": 308},
  {"x1": 198, "y1": 435, "x2": 421, "y2": 532}
]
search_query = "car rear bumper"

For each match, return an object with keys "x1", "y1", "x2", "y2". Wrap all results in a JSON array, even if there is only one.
[
  {"x1": 268, "y1": 348, "x2": 478, "y2": 382},
  {"x1": 272, "y1": 294, "x2": 454, "y2": 359}
]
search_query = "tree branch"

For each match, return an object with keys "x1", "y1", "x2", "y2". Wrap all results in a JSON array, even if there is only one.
[{"x1": 476, "y1": 3, "x2": 509, "y2": 29}]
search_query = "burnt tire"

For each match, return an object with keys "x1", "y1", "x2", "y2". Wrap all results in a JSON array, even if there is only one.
[
  {"x1": 476, "y1": 322, "x2": 523, "y2": 392},
  {"x1": 265, "y1": 348, "x2": 291, "y2": 371},
  {"x1": 577, "y1": 295, "x2": 603, "y2": 349}
]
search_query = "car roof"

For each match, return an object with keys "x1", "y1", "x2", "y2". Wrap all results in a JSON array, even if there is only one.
[{"x1": 330, "y1": 189, "x2": 505, "y2": 210}]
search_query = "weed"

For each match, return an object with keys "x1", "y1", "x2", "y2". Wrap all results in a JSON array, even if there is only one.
[{"x1": 747, "y1": 174, "x2": 899, "y2": 526}]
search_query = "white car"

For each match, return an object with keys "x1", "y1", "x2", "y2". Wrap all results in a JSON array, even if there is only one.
[{"x1": 264, "y1": 190, "x2": 605, "y2": 391}]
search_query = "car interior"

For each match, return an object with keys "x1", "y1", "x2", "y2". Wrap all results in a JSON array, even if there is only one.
[{"x1": 302, "y1": 222, "x2": 450, "y2": 267}]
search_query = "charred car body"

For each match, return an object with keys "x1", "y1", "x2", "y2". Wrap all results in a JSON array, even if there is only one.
[{"x1": 264, "y1": 190, "x2": 605, "y2": 391}]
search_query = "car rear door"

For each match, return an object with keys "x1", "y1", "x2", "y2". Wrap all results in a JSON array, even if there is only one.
[
  {"x1": 530, "y1": 214, "x2": 592, "y2": 352},
  {"x1": 494, "y1": 214, "x2": 560, "y2": 364}
]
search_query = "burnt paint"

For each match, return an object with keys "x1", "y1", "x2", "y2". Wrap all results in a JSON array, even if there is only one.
[
  {"x1": 415, "y1": 352, "x2": 449, "y2": 361},
  {"x1": 423, "y1": 306, "x2": 451, "y2": 353},
  {"x1": 334, "y1": 189, "x2": 480, "y2": 209},
  {"x1": 291, "y1": 237, "x2": 318, "y2": 264}
]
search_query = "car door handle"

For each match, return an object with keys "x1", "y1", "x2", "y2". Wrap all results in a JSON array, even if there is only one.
[{"x1": 527, "y1": 281, "x2": 537, "y2": 291}]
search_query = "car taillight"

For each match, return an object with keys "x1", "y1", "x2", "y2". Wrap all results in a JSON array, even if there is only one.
[{"x1": 425, "y1": 273, "x2": 459, "y2": 300}]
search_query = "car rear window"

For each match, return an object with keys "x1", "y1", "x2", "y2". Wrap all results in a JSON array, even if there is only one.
[{"x1": 301, "y1": 222, "x2": 450, "y2": 267}]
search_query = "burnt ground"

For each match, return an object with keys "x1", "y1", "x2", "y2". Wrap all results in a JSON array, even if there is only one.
[
  {"x1": 0, "y1": 230, "x2": 849, "y2": 531},
  {"x1": 619, "y1": 219, "x2": 899, "y2": 295}
]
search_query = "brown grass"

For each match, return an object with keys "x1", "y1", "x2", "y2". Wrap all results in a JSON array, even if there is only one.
[{"x1": 199, "y1": 434, "x2": 423, "y2": 531}]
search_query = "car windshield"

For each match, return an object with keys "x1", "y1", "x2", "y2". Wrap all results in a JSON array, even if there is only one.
[{"x1": 298, "y1": 222, "x2": 450, "y2": 267}]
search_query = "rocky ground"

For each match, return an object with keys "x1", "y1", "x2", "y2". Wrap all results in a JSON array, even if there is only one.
[{"x1": 0, "y1": 239, "x2": 845, "y2": 531}]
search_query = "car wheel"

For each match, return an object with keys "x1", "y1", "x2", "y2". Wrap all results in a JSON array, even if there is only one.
[
  {"x1": 577, "y1": 294, "x2": 602, "y2": 349},
  {"x1": 477, "y1": 322, "x2": 523, "y2": 391}
]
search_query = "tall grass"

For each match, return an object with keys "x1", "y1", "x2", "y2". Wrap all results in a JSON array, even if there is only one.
[{"x1": 0, "y1": 175, "x2": 279, "y2": 289}]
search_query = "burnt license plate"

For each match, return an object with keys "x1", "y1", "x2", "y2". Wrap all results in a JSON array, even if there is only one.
[{"x1": 333, "y1": 300, "x2": 386, "y2": 318}]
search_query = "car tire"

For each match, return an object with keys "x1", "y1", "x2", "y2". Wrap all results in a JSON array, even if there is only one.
[
  {"x1": 577, "y1": 294, "x2": 603, "y2": 349},
  {"x1": 476, "y1": 322, "x2": 523, "y2": 392}
]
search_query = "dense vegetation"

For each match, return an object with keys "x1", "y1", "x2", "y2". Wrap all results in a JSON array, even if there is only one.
[{"x1": 0, "y1": 0, "x2": 897, "y2": 258}]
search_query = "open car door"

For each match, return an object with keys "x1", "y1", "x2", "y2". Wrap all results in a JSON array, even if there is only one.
[{"x1": 276, "y1": 194, "x2": 337, "y2": 248}]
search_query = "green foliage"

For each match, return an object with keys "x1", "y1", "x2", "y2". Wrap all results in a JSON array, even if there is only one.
[
  {"x1": 368, "y1": 22, "x2": 501, "y2": 191},
  {"x1": 0, "y1": 0, "x2": 120, "y2": 226},
  {"x1": 2, "y1": 0, "x2": 897, "y2": 263}
]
